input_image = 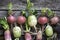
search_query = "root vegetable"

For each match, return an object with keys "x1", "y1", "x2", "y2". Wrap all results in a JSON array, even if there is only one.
[
  {"x1": 28, "y1": 15, "x2": 37, "y2": 32},
  {"x1": 50, "y1": 16, "x2": 59, "y2": 25},
  {"x1": 38, "y1": 16, "x2": 48, "y2": 25},
  {"x1": 36, "y1": 30, "x2": 42, "y2": 40},
  {"x1": 4, "y1": 30, "x2": 12, "y2": 40},
  {"x1": 13, "y1": 26, "x2": 21, "y2": 38},
  {"x1": 7, "y1": 15, "x2": 16, "y2": 24},
  {"x1": 25, "y1": 32, "x2": 32, "y2": 40},
  {"x1": 17, "y1": 16, "x2": 26, "y2": 24},
  {"x1": 45, "y1": 24, "x2": 53, "y2": 37}
]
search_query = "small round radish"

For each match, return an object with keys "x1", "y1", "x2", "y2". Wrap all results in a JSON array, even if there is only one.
[
  {"x1": 50, "y1": 16, "x2": 59, "y2": 25},
  {"x1": 25, "y1": 32, "x2": 32, "y2": 40},
  {"x1": 45, "y1": 24, "x2": 53, "y2": 37},
  {"x1": 38, "y1": 16, "x2": 48, "y2": 25},
  {"x1": 13, "y1": 26, "x2": 21, "y2": 38},
  {"x1": 17, "y1": 16, "x2": 26, "y2": 24},
  {"x1": 4, "y1": 30, "x2": 12, "y2": 40},
  {"x1": 7, "y1": 15, "x2": 16, "y2": 24}
]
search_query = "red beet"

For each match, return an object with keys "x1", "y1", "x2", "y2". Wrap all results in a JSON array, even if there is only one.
[
  {"x1": 38, "y1": 16, "x2": 48, "y2": 25},
  {"x1": 50, "y1": 16, "x2": 59, "y2": 24},
  {"x1": 17, "y1": 16, "x2": 26, "y2": 24},
  {"x1": 25, "y1": 32, "x2": 32, "y2": 40},
  {"x1": 7, "y1": 15, "x2": 16, "y2": 24}
]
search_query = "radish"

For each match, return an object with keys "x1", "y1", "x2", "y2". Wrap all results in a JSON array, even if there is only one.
[
  {"x1": 36, "y1": 30, "x2": 42, "y2": 40},
  {"x1": 4, "y1": 30, "x2": 12, "y2": 40},
  {"x1": 38, "y1": 16, "x2": 48, "y2": 32},
  {"x1": 25, "y1": 23, "x2": 32, "y2": 40},
  {"x1": 45, "y1": 24, "x2": 53, "y2": 37},
  {"x1": 28, "y1": 15, "x2": 37, "y2": 32},
  {"x1": 17, "y1": 16, "x2": 26, "y2": 30},
  {"x1": 50, "y1": 16, "x2": 59, "y2": 25},
  {"x1": 13, "y1": 25, "x2": 21, "y2": 40}
]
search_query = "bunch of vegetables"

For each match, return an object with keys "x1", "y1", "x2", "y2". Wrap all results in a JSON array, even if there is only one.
[
  {"x1": 0, "y1": 17, "x2": 12, "y2": 40},
  {"x1": 0, "y1": 0, "x2": 60, "y2": 40}
]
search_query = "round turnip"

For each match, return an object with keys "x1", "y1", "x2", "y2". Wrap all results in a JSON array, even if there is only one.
[
  {"x1": 38, "y1": 16, "x2": 48, "y2": 32},
  {"x1": 38, "y1": 16, "x2": 48, "y2": 25},
  {"x1": 50, "y1": 16, "x2": 59, "y2": 25},
  {"x1": 25, "y1": 32, "x2": 32, "y2": 40},
  {"x1": 4, "y1": 30, "x2": 12, "y2": 40},
  {"x1": 45, "y1": 24, "x2": 53, "y2": 37},
  {"x1": 17, "y1": 16, "x2": 26, "y2": 30},
  {"x1": 7, "y1": 15, "x2": 16, "y2": 24},
  {"x1": 17, "y1": 16, "x2": 26, "y2": 24},
  {"x1": 28, "y1": 15, "x2": 37, "y2": 32},
  {"x1": 13, "y1": 26, "x2": 21, "y2": 38}
]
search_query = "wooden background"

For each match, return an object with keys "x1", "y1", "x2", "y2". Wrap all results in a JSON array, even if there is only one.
[{"x1": 0, "y1": 0, "x2": 60, "y2": 40}]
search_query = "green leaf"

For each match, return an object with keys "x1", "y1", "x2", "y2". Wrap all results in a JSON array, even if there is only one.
[
  {"x1": 0, "y1": 17, "x2": 9, "y2": 30},
  {"x1": 47, "y1": 9, "x2": 53, "y2": 17},
  {"x1": 8, "y1": 2, "x2": 12, "y2": 10}
]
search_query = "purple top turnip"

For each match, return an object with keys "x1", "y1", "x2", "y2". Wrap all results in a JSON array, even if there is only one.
[
  {"x1": 7, "y1": 15, "x2": 16, "y2": 24},
  {"x1": 38, "y1": 16, "x2": 48, "y2": 25},
  {"x1": 25, "y1": 32, "x2": 32, "y2": 40},
  {"x1": 4, "y1": 30, "x2": 12, "y2": 40},
  {"x1": 50, "y1": 16, "x2": 59, "y2": 25},
  {"x1": 17, "y1": 16, "x2": 26, "y2": 24}
]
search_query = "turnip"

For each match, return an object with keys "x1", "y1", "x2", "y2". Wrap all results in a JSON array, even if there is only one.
[
  {"x1": 13, "y1": 25, "x2": 21, "y2": 40},
  {"x1": 7, "y1": 3, "x2": 16, "y2": 31},
  {"x1": 4, "y1": 30, "x2": 12, "y2": 40},
  {"x1": 36, "y1": 30, "x2": 42, "y2": 40},
  {"x1": 25, "y1": 32, "x2": 32, "y2": 40},
  {"x1": 7, "y1": 15, "x2": 16, "y2": 24},
  {"x1": 0, "y1": 17, "x2": 12, "y2": 40},
  {"x1": 45, "y1": 24, "x2": 53, "y2": 37},
  {"x1": 7, "y1": 3, "x2": 16, "y2": 24},
  {"x1": 28, "y1": 15, "x2": 37, "y2": 32},
  {"x1": 50, "y1": 16, "x2": 59, "y2": 25},
  {"x1": 25, "y1": 23, "x2": 32, "y2": 40},
  {"x1": 17, "y1": 16, "x2": 26, "y2": 30},
  {"x1": 38, "y1": 16, "x2": 48, "y2": 32}
]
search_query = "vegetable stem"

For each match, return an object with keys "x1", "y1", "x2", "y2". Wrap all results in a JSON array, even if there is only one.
[
  {"x1": 42, "y1": 25, "x2": 45, "y2": 32},
  {"x1": 20, "y1": 25, "x2": 23, "y2": 30},
  {"x1": 34, "y1": 25, "x2": 37, "y2": 32},
  {"x1": 15, "y1": 38, "x2": 19, "y2": 40}
]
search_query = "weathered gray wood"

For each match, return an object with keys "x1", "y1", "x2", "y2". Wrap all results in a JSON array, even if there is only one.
[{"x1": 0, "y1": 0, "x2": 60, "y2": 10}]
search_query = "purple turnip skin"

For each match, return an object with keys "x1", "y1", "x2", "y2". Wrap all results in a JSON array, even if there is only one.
[
  {"x1": 50, "y1": 16, "x2": 59, "y2": 24},
  {"x1": 4, "y1": 30, "x2": 12, "y2": 40},
  {"x1": 17, "y1": 16, "x2": 26, "y2": 24},
  {"x1": 38, "y1": 17, "x2": 48, "y2": 25},
  {"x1": 25, "y1": 32, "x2": 32, "y2": 40},
  {"x1": 7, "y1": 15, "x2": 16, "y2": 24}
]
